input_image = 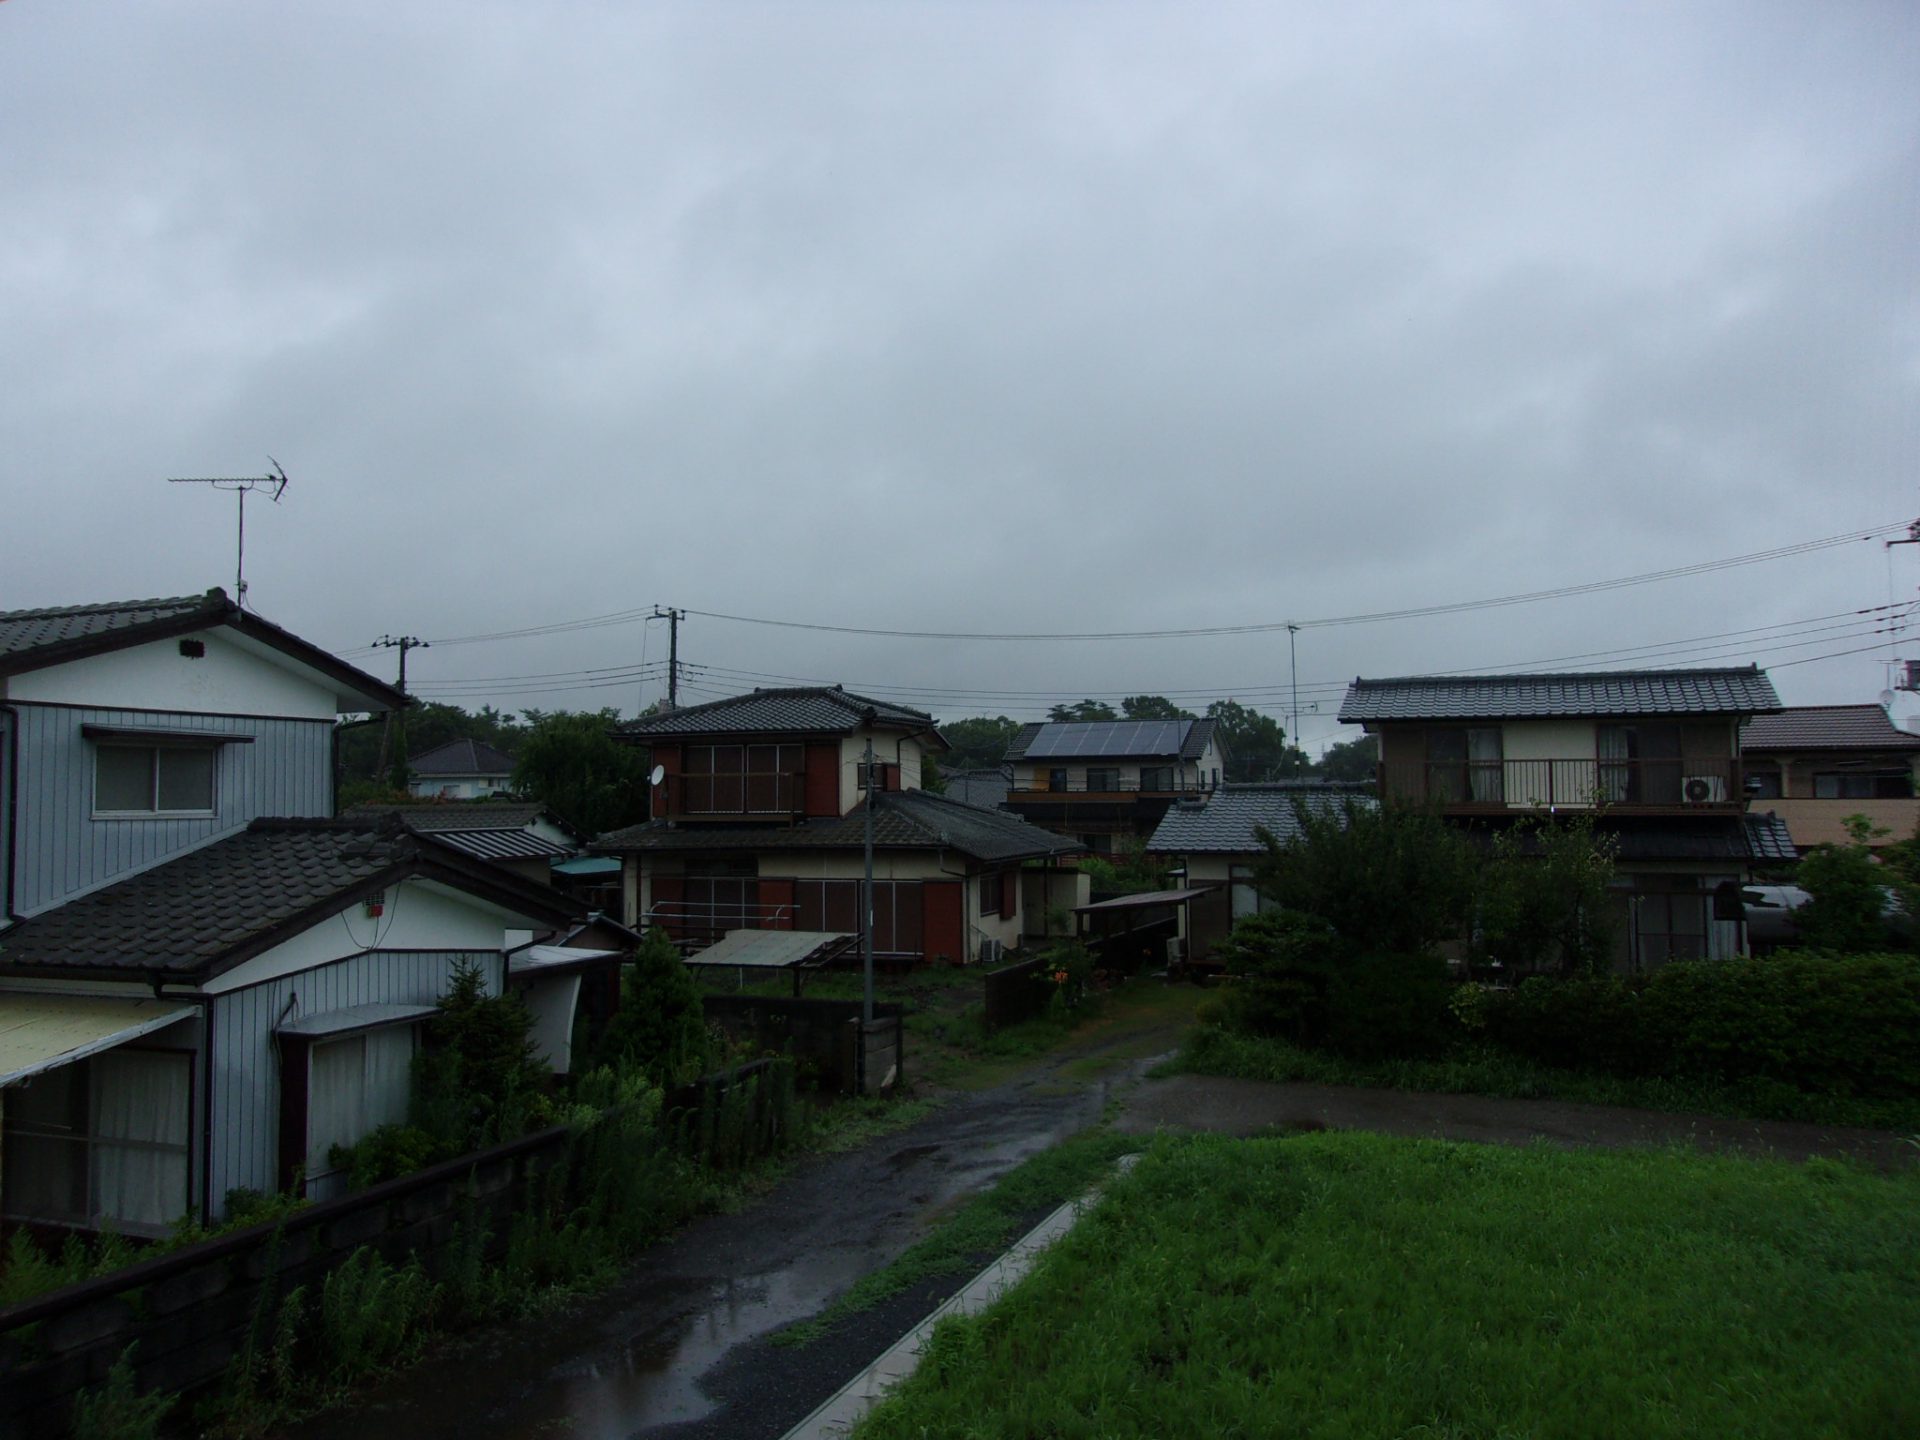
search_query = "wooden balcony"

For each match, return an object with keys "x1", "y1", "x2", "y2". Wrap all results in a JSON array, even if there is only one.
[
  {"x1": 657, "y1": 770, "x2": 806, "y2": 821},
  {"x1": 1379, "y1": 757, "x2": 1746, "y2": 813},
  {"x1": 1007, "y1": 777, "x2": 1214, "y2": 801}
]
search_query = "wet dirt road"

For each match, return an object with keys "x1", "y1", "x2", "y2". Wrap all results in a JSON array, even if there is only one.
[{"x1": 285, "y1": 1027, "x2": 1171, "y2": 1440}]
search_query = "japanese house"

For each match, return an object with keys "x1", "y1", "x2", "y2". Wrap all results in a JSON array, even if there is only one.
[
  {"x1": 1338, "y1": 667, "x2": 1796, "y2": 968},
  {"x1": 599, "y1": 687, "x2": 1084, "y2": 963},
  {"x1": 406, "y1": 737, "x2": 518, "y2": 799},
  {"x1": 1739, "y1": 703, "x2": 1920, "y2": 851},
  {"x1": 1002, "y1": 718, "x2": 1226, "y2": 851},
  {"x1": 0, "y1": 591, "x2": 583, "y2": 1235}
]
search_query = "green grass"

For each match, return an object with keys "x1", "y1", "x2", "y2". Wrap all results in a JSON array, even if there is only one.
[
  {"x1": 855, "y1": 1131, "x2": 1920, "y2": 1439},
  {"x1": 1165, "y1": 1024, "x2": 1920, "y2": 1132},
  {"x1": 774, "y1": 1128, "x2": 1139, "y2": 1348}
]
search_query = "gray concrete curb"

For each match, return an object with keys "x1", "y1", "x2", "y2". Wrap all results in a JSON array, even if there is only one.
[{"x1": 780, "y1": 1153, "x2": 1139, "y2": 1439}]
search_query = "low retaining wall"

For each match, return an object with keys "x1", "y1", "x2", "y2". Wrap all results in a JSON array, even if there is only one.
[
  {"x1": 701, "y1": 995, "x2": 905, "y2": 1093},
  {"x1": 982, "y1": 954, "x2": 1048, "y2": 1031},
  {"x1": 0, "y1": 1127, "x2": 569, "y2": 1440}
]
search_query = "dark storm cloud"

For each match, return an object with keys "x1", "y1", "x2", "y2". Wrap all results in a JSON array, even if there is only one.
[{"x1": 3, "y1": 1, "x2": 1916, "y2": 751}]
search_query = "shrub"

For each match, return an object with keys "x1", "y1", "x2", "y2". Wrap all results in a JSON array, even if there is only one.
[
  {"x1": 1209, "y1": 911, "x2": 1342, "y2": 1044},
  {"x1": 328, "y1": 1123, "x2": 449, "y2": 1189},
  {"x1": 589, "y1": 929, "x2": 712, "y2": 1086},
  {"x1": 1482, "y1": 974, "x2": 1647, "y2": 1074},
  {"x1": 72, "y1": 1345, "x2": 172, "y2": 1440},
  {"x1": 1475, "y1": 813, "x2": 1617, "y2": 974},
  {"x1": 1323, "y1": 950, "x2": 1453, "y2": 1060},
  {"x1": 1797, "y1": 818, "x2": 1905, "y2": 953},
  {"x1": 413, "y1": 958, "x2": 553, "y2": 1152}
]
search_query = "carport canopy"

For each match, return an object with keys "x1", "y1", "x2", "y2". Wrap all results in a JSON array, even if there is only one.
[
  {"x1": 0, "y1": 993, "x2": 195, "y2": 1087},
  {"x1": 684, "y1": 929, "x2": 856, "y2": 995},
  {"x1": 1072, "y1": 887, "x2": 1211, "y2": 914}
]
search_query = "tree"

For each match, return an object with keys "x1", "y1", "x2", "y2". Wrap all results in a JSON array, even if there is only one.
[
  {"x1": 1796, "y1": 815, "x2": 1902, "y2": 953},
  {"x1": 1476, "y1": 813, "x2": 1618, "y2": 974},
  {"x1": 1048, "y1": 699, "x2": 1119, "y2": 723},
  {"x1": 512, "y1": 709, "x2": 651, "y2": 835},
  {"x1": 412, "y1": 958, "x2": 550, "y2": 1151},
  {"x1": 1254, "y1": 796, "x2": 1476, "y2": 958},
  {"x1": 588, "y1": 929, "x2": 712, "y2": 1086},
  {"x1": 939, "y1": 716, "x2": 1022, "y2": 770},
  {"x1": 1120, "y1": 695, "x2": 1195, "y2": 721},
  {"x1": 1315, "y1": 735, "x2": 1379, "y2": 784},
  {"x1": 1206, "y1": 699, "x2": 1309, "y2": 781}
]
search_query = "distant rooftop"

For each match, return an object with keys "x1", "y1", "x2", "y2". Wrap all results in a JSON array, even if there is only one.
[
  {"x1": 1006, "y1": 717, "x2": 1220, "y2": 762},
  {"x1": 616, "y1": 686, "x2": 941, "y2": 741},
  {"x1": 1340, "y1": 667, "x2": 1781, "y2": 723},
  {"x1": 1741, "y1": 704, "x2": 1920, "y2": 752},
  {"x1": 1146, "y1": 781, "x2": 1374, "y2": 854},
  {"x1": 411, "y1": 738, "x2": 518, "y2": 776}
]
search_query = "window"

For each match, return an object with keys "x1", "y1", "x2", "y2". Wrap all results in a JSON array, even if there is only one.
[
  {"x1": 684, "y1": 744, "x2": 803, "y2": 812},
  {"x1": 1632, "y1": 886, "x2": 1707, "y2": 967},
  {"x1": 1813, "y1": 771, "x2": 1914, "y2": 799},
  {"x1": 1428, "y1": 728, "x2": 1503, "y2": 802},
  {"x1": 1228, "y1": 864, "x2": 1273, "y2": 921},
  {"x1": 2, "y1": 1049, "x2": 192, "y2": 1233},
  {"x1": 1139, "y1": 766, "x2": 1174, "y2": 791},
  {"x1": 1745, "y1": 767, "x2": 1783, "y2": 800},
  {"x1": 1085, "y1": 767, "x2": 1120, "y2": 792},
  {"x1": 1048, "y1": 767, "x2": 1068, "y2": 792},
  {"x1": 1598, "y1": 724, "x2": 1683, "y2": 804},
  {"x1": 95, "y1": 743, "x2": 215, "y2": 814},
  {"x1": 980, "y1": 872, "x2": 1001, "y2": 916},
  {"x1": 304, "y1": 1027, "x2": 416, "y2": 1197}
]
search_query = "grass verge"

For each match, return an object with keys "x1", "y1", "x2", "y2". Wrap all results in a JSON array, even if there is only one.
[
  {"x1": 773, "y1": 1128, "x2": 1138, "y2": 1349},
  {"x1": 855, "y1": 1130, "x2": 1920, "y2": 1439},
  {"x1": 1164, "y1": 1024, "x2": 1920, "y2": 1132}
]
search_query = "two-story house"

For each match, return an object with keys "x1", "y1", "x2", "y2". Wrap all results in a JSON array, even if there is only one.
[
  {"x1": 1002, "y1": 718, "x2": 1226, "y2": 852},
  {"x1": 1338, "y1": 667, "x2": 1796, "y2": 969},
  {"x1": 0, "y1": 591, "x2": 581, "y2": 1236},
  {"x1": 1739, "y1": 704, "x2": 1920, "y2": 852},
  {"x1": 597, "y1": 687, "x2": 1084, "y2": 964}
]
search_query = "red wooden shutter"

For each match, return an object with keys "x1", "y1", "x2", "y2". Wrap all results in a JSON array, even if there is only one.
[
  {"x1": 805, "y1": 743, "x2": 841, "y2": 816},
  {"x1": 924, "y1": 881, "x2": 963, "y2": 964}
]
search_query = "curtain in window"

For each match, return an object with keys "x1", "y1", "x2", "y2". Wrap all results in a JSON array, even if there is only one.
[
  {"x1": 91, "y1": 1050, "x2": 190, "y2": 1230},
  {"x1": 306, "y1": 1027, "x2": 416, "y2": 1182},
  {"x1": 1597, "y1": 726, "x2": 1631, "y2": 802},
  {"x1": 1468, "y1": 729, "x2": 1504, "y2": 802}
]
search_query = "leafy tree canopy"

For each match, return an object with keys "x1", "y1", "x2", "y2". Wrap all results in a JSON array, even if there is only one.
[
  {"x1": 511, "y1": 709, "x2": 651, "y2": 836},
  {"x1": 1049, "y1": 699, "x2": 1119, "y2": 723},
  {"x1": 1206, "y1": 699, "x2": 1310, "y2": 782},
  {"x1": 938, "y1": 715, "x2": 1022, "y2": 770},
  {"x1": 1315, "y1": 735, "x2": 1379, "y2": 783},
  {"x1": 1121, "y1": 695, "x2": 1196, "y2": 721}
]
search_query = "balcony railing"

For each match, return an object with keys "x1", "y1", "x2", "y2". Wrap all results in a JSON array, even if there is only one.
[
  {"x1": 657, "y1": 770, "x2": 807, "y2": 820},
  {"x1": 1008, "y1": 775, "x2": 1214, "y2": 798},
  {"x1": 1379, "y1": 757, "x2": 1745, "y2": 811}
]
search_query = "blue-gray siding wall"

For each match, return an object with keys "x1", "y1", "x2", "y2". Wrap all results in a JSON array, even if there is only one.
[
  {"x1": 205, "y1": 949, "x2": 499, "y2": 1217},
  {"x1": 0, "y1": 709, "x2": 12, "y2": 918},
  {"x1": 7, "y1": 702, "x2": 333, "y2": 917}
]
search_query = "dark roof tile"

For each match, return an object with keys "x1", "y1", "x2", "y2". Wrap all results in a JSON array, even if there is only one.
[
  {"x1": 410, "y1": 738, "x2": 518, "y2": 775},
  {"x1": 617, "y1": 687, "x2": 940, "y2": 741},
  {"x1": 1339, "y1": 667, "x2": 1781, "y2": 722},
  {"x1": 1146, "y1": 782, "x2": 1375, "y2": 854},
  {"x1": 1741, "y1": 705, "x2": 1920, "y2": 752}
]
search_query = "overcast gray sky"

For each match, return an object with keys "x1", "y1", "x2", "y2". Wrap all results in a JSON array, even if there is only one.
[{"x1": 5, "y1": 1, "x2": 1917, "y2": 753}]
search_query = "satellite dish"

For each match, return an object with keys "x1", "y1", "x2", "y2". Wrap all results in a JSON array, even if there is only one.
[
  {"x1": 649, "y1": 764, "x2": 666, "y2": 787},
  {"x1": 1880, "y1": 690, "x2": 1896, "y2": 710}
]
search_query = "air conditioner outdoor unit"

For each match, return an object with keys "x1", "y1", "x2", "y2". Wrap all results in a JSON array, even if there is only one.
[
  {"x1": 978, "y1": 937, "x2": 1004, "y2": 966},
  {"x1": 1682, "y1": 775, "x2": 1728, "y2": 804}
]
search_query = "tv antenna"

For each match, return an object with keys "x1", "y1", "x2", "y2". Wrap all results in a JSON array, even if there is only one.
[{"x1": 167, "y1": 458, "x2": 290, "y2": 607}]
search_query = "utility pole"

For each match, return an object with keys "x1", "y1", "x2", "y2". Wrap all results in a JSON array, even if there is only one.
[
  {"x1": 1286, "y1": 623, "x2": 1301, "y2": 778},
  {"x1": 372, "y1": 635, "x2": 428, "y2": 789},
  {"x1": 651, "y1": 607, "x2": 685, "y2": 709}
]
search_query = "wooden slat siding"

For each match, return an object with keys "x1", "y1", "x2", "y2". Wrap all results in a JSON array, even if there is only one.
[
  {"x1": 8, "y1": 704, "x2": 333, "y2": 916},
  {"x1": 206, "y1": 949, "x2": 494, "y2": 1218}
]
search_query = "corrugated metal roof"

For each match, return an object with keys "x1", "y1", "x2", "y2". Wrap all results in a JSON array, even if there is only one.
[
  {"x1": 1147, "y1": 782, "x2": 1375, "y2": 854},
  {"x1": 682, "y1": 930, "x2": 854, "y2": 969},
  {"x1": 1741, "y1": 705, "x2": 1920, "y2": 752},
  {"x1": 596, "y1": 788, "x2": 1082, "y2": 863},
  {"x1": 0, "y1": 994, "x2": 195, "y2": 1086},
  {"x1": 1339, "y1": 668, "x2": 1781, "y2": 722},
  {"x1": 429, "y1": 829, "x2": 572, "y2": 862},
  {"x1": 617, "y1": 687, "x2": 937, "y2": 740}
]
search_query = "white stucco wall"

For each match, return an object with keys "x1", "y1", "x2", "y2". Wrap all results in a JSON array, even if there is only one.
[
  {"x1": 202, "y1": 880, "x2": 520, "y2": 994},
  {"x1": 1498, "y1": 720, "x2": 1600, "y2": 808},
  {"x1": 4, "y1": 631, "x2": 343, "y2": 720}
]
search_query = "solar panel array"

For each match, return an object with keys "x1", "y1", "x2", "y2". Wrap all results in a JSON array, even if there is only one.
[{"x1": 1023, "y1": 719, "x2": 1192, "y2": 759}]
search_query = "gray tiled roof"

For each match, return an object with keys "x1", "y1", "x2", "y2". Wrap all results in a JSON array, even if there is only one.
[
  {"x1": 1743, "y1": 812, "x2": 1798, "y2": 863},
  {"x1": 1741, "y1": 705, "x2": 1920, "y2": 752},
  {"x1": 1146, "y1": 782, "x2": 1375, "y2": 854},
  {"x1": 1005, "y1": 717, "x2": 1220, "y2": 762},
  {"x1": 0, "y1": 588, "x2": 406, "y2": 709},
  {"x1": 595, "y1": 788, "x2": 1081, "y2": 864},
  {"x1": 1339, "y1": 668, "x2": 1781, "y2": 723},
  {"x1": 347, "y1": 801, "x2": 549, "y2": 832},
  {"x1": 0, "y1": 593, "x2": 219, "y2": 658},
  {"x1": 411, "y1": 738, "x2": 518, "y2": 775},
  {"x1": 942, "y1": 768, "x2": 1012, "y2": 810},
  {"x1": 0, "y1": 819, "x2": 575, "y2": 981},
  {"x1": 617, "y1": 687, "x2": 940, "y2": 741}
]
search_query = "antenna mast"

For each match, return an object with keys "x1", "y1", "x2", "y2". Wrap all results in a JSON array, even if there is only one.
[{"x1": 167, "y1": 459, "x2": 289, "y2": 607}]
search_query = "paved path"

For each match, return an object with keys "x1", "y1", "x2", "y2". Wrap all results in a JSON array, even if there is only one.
[{"x1": 1117, "y1": 1073, "x2": 1918, "y2": 1169}]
